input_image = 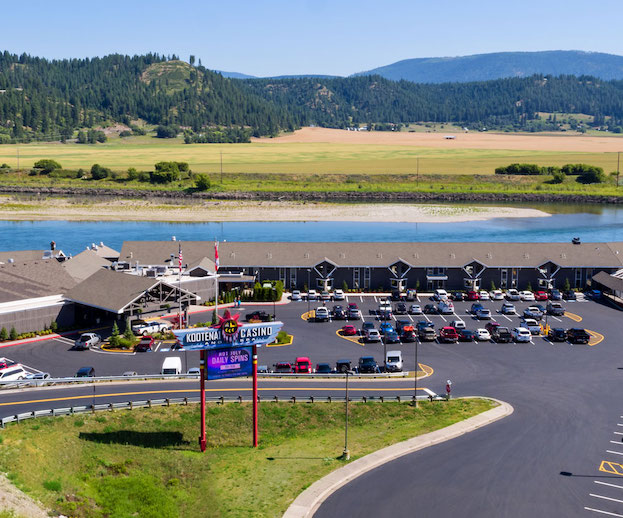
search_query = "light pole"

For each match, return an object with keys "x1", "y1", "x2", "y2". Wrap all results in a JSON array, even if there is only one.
[
  {"x1": 414, "y1": 338, "x2": 419, "y2": 407},
  {"x1": 343, "y1": 370, "x2": 354, "y2": 460},
  {"x1": 307, "y1": 269, "x2": 311, "y2": 320},
  {"x1": 272, "y1": 288, "x2": 276, "y2": 320}
]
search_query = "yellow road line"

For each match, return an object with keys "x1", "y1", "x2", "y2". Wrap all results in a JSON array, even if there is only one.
[
  {"x1": 336, "y1": 329, "x2": 365, "y2": 347},
  {"x1": 266, "y1": 334, "x2": 293, "y2": 348},
  {"x1": 565, "y1": 312, "x2": 582, "y2": 323},
  {"x1": 587, "y1": 329, "x2": 605, "y2": 347},
  {"x1": 419, "y1": 363, "x2": 434, "y2": 379},
  {"x1": 0, "y1": 386, "x2": 429, "y2": 407},
  {"x1": 301, "y1": 311, "x2": 314, "y2": 321},
  {"x1": 600, "y1": 460, "x2": 623, "y2": 476}
]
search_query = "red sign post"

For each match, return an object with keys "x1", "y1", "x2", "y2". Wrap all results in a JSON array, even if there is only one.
[
  {"x1": 253, "y1": 344, "x2": 258, "y2": 447},
  {"x1": 199, "y1": 349, "x2": 207, "y2": 452}
]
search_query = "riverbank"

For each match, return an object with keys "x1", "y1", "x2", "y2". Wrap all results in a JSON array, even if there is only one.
[{"x1": 0, "y1": 196, "x2": 549, "y2": 222}]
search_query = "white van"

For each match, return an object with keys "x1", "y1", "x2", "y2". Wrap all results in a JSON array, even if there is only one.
[
  {"x1": 161, "y1": 357, "x2": 182, "y2": 375},
  {"x1": 385, "y1": 351, "x2": 403, "y2": 372},
  {"x1": 434, "y1": 289, "x2": 448, "y2": 301},
  {"x1": 0, "y1": 365, "x2": 27, "y2": 381}
]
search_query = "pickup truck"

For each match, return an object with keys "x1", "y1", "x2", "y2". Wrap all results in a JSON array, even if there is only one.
[
  {"x1": 131, "y1": 320, "x2": 171, "y2": 336},
  {"x1": 439, "y1": 326, "x2": 459, "y2": 343},
  {"x1": 245, "y1": 311, "x2": 273, "y2": 322},
  {"x1": 73, "y1": 333, "x2": 101, "y2": 350},
  {"x1": 418, "y1": 326, "x2": 436, "y2": 342},
  {"x1": 567, "y1": 328, "x2": 591, "y2": 344},
  {"x1": 491, "y1": 326, "x2": 512, "y2": 343}
]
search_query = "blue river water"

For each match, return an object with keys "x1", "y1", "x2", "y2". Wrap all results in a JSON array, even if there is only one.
[{"x1": 1, "y1": 205, "x2": 623, "y2": 255}]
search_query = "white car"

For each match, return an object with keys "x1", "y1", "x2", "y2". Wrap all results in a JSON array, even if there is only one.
[
  {"x1": 520, "y1": 318, "x2": 541, "y2": 334},
  {"x1": 365, "y1": 329, "x2": 382, "y2": 343},
  {"x1": 291, "y1": 290, "x2": 302, "y2": 301},
  {"x1": 519, "y1": 291, "x2": 535, "y2": 301},
  {"x1": 490, "y1": 290, "x2": 504, "y2": 300},
  {"x1": 434, "y1": 289, "x2": 448, "y2": 301},
  {"x1": 307, "y1": 290, "x2": 318, "y2": 301},
  {"x1": 500, "y1": 303, "x2": 516, "y2": 315},
  {"x1": 315, "y1": 306, "x2": 330, "y2": 322},
  {"x1": 475, "y1": 329, "x2": 491, "y2": 341},
  {"x1": 438, "y1": 301, "x2": 454, "y2": 314},
  {"x1": 478, "y1": 291, "x2": 490, "y2": 300},
  {"x1": 0, "y1": 364, "x2": 28, "y2": 381},
  {"x1": 333, "y1": 289, "x2": 345, "y2": 301},
  {"x1": 449, "y1": 319, "x2": 466, "y2": 329},
  {"x1": 506, "y1": 289, "x2": 521, "y2": 301},
  {"x1": 409, "y1": 304, "x2": 422, "y2": 315},
  {"x1": 131, "y1": 320, "x2": 171, "y2": 336},
  {"x1": 385, "y1": 351, "x2": 403, "y2": 372},
  {"x1": 512, "y1": 327, "x2": 532, "y2": 342}
]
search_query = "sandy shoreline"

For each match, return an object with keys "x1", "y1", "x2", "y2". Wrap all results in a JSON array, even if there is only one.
[{"x1": 0, "y1": 197, "x2": 549, "y2": 223}]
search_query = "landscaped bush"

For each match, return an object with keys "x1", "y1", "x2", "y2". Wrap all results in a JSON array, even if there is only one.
[{"x1": 33, "y1": 159, "x2": 62, "y2": 174}]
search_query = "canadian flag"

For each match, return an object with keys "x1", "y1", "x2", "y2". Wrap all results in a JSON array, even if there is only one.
[{"x1": 215, "y1": 241, "x2": 219, "y2": 272}]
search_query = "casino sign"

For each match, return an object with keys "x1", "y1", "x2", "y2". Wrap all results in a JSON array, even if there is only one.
[{"x1": 173, "y1": 309, "x2": 283, "y2": 350}]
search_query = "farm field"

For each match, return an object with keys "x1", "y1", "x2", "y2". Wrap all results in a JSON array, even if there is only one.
[{"x1": 0, "y1": 128, "x2": 621, "y2": 176}]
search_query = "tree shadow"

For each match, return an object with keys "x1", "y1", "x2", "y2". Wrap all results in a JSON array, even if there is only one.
[{"x1": 79, "y1": 430, "x2": 188, "y2": 448}]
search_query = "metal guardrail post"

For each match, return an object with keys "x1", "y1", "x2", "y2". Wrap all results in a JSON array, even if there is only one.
[
  {"x1": 291, "y1": 396, "x2": 296, "y2": 404},
  {"x1": 184, "y1": 397, "x2": 188, "y2": 405},
  {"x1": 273, "y1": 395, "x2": 278, "y2": 403},
  {"x1": 310, "y1": 396, "x2": 314, "y2": 403},
  {"x1": 328, "y1": 396, "x2": 331, "y2": 403},
  {"x1": 397, "y1": 396, "x2": 401, "y2": 403},
  {"x1": 219, "y1": 396, "x2": 224, "y2": 405},
  {"x1": 380, "y1": 396, "x2": 384, "y2": 403},
  {"x1": 166, "y1": 398, "x2": 170, "y2": 407},
  {"x1": 238, "y1": 395, "x2": 242, "y2": 404},
  {"x1": 129, "y1": 401, "x2": 133, "y2": 410}
]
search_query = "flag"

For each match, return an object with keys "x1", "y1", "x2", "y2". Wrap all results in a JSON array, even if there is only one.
[
  {"x1": 178, "y1": 244, "x2": 183, "y2": 270},
  {"x1": 215, "y1": 241, "x2": 219, "y2": 272}
]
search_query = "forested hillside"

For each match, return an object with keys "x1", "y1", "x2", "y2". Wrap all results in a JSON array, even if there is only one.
[{"x1": 2, "y1": 51, "x2": 623, "y2": 142}]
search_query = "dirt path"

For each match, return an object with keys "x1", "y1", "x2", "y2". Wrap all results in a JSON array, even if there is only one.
[{"x1": 0, "y1": 473, "x2": 49, "y2": 517}]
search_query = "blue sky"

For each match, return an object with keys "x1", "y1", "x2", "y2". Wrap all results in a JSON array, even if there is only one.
[{"x1": 4, "y1": 0, "x2": 623, "y2": 76}]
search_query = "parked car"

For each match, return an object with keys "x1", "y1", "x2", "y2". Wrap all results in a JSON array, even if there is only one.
[
  {"x1": 0, "y1": 365, "x2": 28, "y2": 381},
  {"x1": 588, "y1": 289, "x2": 602, "y2": 300},
  {"x1": 500, "y1": 302, "x2": 516, "y2": 315},
  {"x1": 348, "y1": 307, "x2": 361, "y2": 319},
  {"x1": 394, "y1": 302, "x2": 408, "y2": 315},
  {"x1": 320, "y1": 290, "x2": 332, "y2": 301},
  {"x1": 365, "y1": 329, "x2": 382, "y2": 343},
  {"x1": 451, "y1": 291, "x2": 465, "y2": 301},
  {"x1": 315, "y1": 363, "x2": 333, "y2": 374},
  {"x1": 478, "y1": 290, "x2": 490, "y2": 301},
  {"x1": 131, "y1": 320, "x2": 171, "y2": 336},
  {"x1": 187, "y1": 367, "x2": 201, "y2": 376},
  {"x1": 377, "y1": 307, "x2": 393, "y2": 320},
  {"x1": 385, "y1": 331, "x2": 400, "y2": 344},
  {"x1": 475, "y1": 329, "x2": 491, "y2": 341},
  {"x1": 333, "y1": 289, "x2": 345, "y2": 301},
  {"x1": 416, "y1": 321, "x2": 434, "y2": 332},
  {"x1": 307, "y1": 290, "x2": 318, "y2": 301},
  {"x1": 491, "y1": 326, "x2": 512, "y2": 343},
  {"x1": 423, "y1": 304, "x2": 438, "y2": 314},
  {"x1": 523, "y1": 306, "x2": 544, "y2": 320},
  {"x1": 405, "y1": 289, "x2": 417, "y2": 301},
  {"x1": 470, "y1": 303, "x2": 484, "y2": 314},
  {"x1": 76, "y1": 366, "x2": 95, "y2": 378},
  {"x1": 535, "y1": 291, "x2": 549, "y2": 301},
  {"x1": 73, "y1": 332, "x2": 101, "y2": 350},
  {"x1": 490, "y1": 290, "x2": 504, "y2": 300},
  {"x1": 245, "y1": 310, "x2": 273, "y2": 322},
  {"x1": 361, "y1": 321, "x2": 375, "y2": 335},
  {"x1": 563, "y1": 290, "x2": 577, "y2": 301},
  {"x1": 449, "y1": 319, "x2": 466, "y2": 330},
  {"x1": 550, "y1": 289, "x2": 563, "y2": 300},
  {"x1": 519, "y1": 291, "x2": 535, "y2": 301},
  {"x1": 358, "y1": 356, "x2": 380, "y2": 374},
  {"x1": 548, "y1": 328, "x2": 568, "y2": 342},
  {"x1": 395, "y1": 319, "x2": 411, "y2": 334},
  {"x1": 314, "y1": 307, "x2": 330, "y2": 322},
  {"x1": 567, "y1": 328, "x2": 591, "y2": 344},
  {"x1": 274, "y1": 362, "x2": 293, "y2": 373},
  {"x1": 476, "y1": 308, "x2": 492, "y2": 320},
  {"x1": 293, "y1": 357, "x2": 312, "y2": 373},
  {"x1": 391, "y1": 290, "x2": 404, "y2": 301},
  {"x1": 385, "y1": 351, "x2": 403, "y2": 372},
  {"x1": 466, "y1": 290, "x2": 480, "y2": 301},
  {"x1": 484, "y1": 321, "x2": 500, "y2": 334},
  {"x1": 439, "y1": 326, "x2": 459, "y2": 343},
  {"x1": 417, "y1": 326, "x2": 436, "y2": 342},
  {"x1": 134, "y1": 335, "x2": 155, "y2": 352},
  {"x1": 341, "y1": 324, "x2": 358, "y2": 336},
  {"x1": 25, "y1": 372, "x2": 50, "y2": 386},
  {"x1": 438, "y1": 300, "x2": 455, "y2": 314},
  {"x1": 459, "y1": 329, "x2": 476, "y2": 342},
  {"x1": 290, "y1": 290, "x2": 302, "y2": 301},
  {"x1": 379, "y1": 322, "x2": 394, "y2": 335},
  {"x1": 546, "y1": 302, "x2": 565, "y2": 316},
  {"x1": 511, "y1": 327, "x2": 532, "y2": 343},
  {"x1": 331, "y1": 305, "x2": 347, "y2": 320},
  {"x1": 257, "y1": 365, "x2": 270, "y2": 374},
  {"x1": 408, "y1": 304, "x2": 422, "y2": 315},
  {"x1": 520, "y1": 318, "x2": 541, "y2": 335},
  {"x1": 433, "y1": 289, "x2": 449, "y2": 301},
  {"x1": 506, "y1": 289, "x2": 521, "y2": 301}
]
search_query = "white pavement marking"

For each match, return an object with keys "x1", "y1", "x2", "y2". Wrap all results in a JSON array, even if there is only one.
[
  {"x1": 407, "y1": 314, "x2": 414, "y2": 322},
  {"x1": 359, "y1": 296, "x2": 363, "y2": 303},
  {"x1": 439, "y1": 314, "x2": 447, "y2": 322},
  {"x1": 373, "y1": 296, "x2": 378, "y2": 303},
  {"x1": 502, "y1": 315, "x2": 512, "y2": 322},
  {"x1": 607, "y1": 450, "x2": 623, "y2": 456},
  {"x1": 56, "y1": 337, "x2": 75, "y2": 346},
  {"x1": 612, "y1": 441, "x2": 623, "y2": 445},
  {"x1": 617, "y1": 424, "x2": 623, "y2": 427},
  {"x1": 591, "y1": 494, "x2": 623, "y2": 504},
  {"x1": 586, "y1": 507, "x2": 623, "y2": 517},
  {"x1": 154, "y1": 342, "x2": 161, "y2": 352},
  {"x1": 20, "y1": 363, "x2": 43, "y2": 374},
  {"x1": 614, "y1": 432, "x2": 623, "y2": 436},
  {"x1": 551, "y1": 316, "x2": 562, "y2": 322},
  {"x1": 424, "y1": 314, "x2": 431, "y2": 323},
  {"x1": 596, "y1": 481, "x2": 623, "y2": 490}
]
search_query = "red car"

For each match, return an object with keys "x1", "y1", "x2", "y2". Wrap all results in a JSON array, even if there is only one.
[
  {"x1": 439, "y1": 326, "x2": 459, "y2": 343},
  {"x1": 466, "y1": 290, "x2": 480, "y2": 301},
  {"x1": 535, "y1": 291, "x2": 549, "y2": 301},
  {"x1": 293, "y1": 357, "x2": 312, "y2": 373},
  {"x1": 341, "y1": 324, "x2": 358, "y2": 336},
  {"x1": 134, "y1": 335, "x2": 155, "y2": 352}
]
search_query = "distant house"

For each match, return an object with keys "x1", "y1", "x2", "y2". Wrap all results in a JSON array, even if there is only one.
[{"x1": 444, "y1": 135, "x2": 456, "y2": 140}]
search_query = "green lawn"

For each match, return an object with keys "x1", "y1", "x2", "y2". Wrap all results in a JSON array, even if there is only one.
[{"x1": 0, "y1": 399, "x2": 494, "y2": 517}]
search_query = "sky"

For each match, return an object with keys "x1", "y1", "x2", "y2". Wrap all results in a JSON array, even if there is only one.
[{"x1": 3, "y1": 0, "x2": 623, "y2": 77}]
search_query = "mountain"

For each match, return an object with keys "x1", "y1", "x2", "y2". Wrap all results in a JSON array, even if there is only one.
[
  {"x1": 354, "y1": 51, "x2": 623, "y2": 83},
  {"x1": 215, "y1": 70, "x2": 257, "y2": 79}
]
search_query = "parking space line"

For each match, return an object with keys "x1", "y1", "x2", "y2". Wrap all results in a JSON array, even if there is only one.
[
  {"x1": 154, "y1": 342, "x2": 161, "y2": 352},
  {"x1": 596, "y1": 481, "x2": 623, "y2": 490},
  {"x1": 614, "y1": 432, "x2": 623, "y2": 436},
  {"x1": 373, "y1": 296, "x2": 378, "y2": 303},
  {"x1": 590, "y1": 494, "x2": 623, "y2": 504},
  {"x1": 551, "y1": 316, "x2": 562, "y2": 322},
  {"x1": 407, "y1": 314, "x2": 414, "y2": 322},
  {"x1": 611, "y1": 441, "x2": 622, "y2": 445},
  {"x1": 502, "y1": 315, "x2": 512, "y2": 321},
  {"x1": 607, "y1": 450, "x2": 623, "y2": 456},
  {"x1": 586, "y1": 507, "x2": 623, "y2": 517},
  {"x1": 439, "y1": 314, "x2": 447, "y2": 322}
]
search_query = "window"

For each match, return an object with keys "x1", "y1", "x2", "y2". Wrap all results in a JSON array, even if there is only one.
[
  {"x1": 575, "y1": 268, "x2": 582, "y2": 288},
  {"x1": 500, "y1": 269, "x2": 508, "y2": 289},
  {"x1": 511, "y1": 269, "x2": 518, "y2": 288},
  {"x1": 289, "y1": 269, "x2": 297, "y2": 289},
  {"x1": 364, "y1": 268, "x2": 371, "y2": 290},
  {"x1": 353, "y1": 268, "x2": 360, "y2": 289},
  {"x1": 279, "y1": 268, "x2": 286, "y2": 284}
]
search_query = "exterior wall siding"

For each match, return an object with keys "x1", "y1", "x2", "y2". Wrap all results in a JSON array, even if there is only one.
[{"x1": 0, "y1": 302, "x2": 74, "y2": 334}]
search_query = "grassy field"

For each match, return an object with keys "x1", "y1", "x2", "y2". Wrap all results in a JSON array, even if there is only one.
[
  {"x1": 0, "y1": 399, "x2": 493, "y2": 518},
  {"x1": 0, "y1": 135, "x2": 620, "y2": 175}
]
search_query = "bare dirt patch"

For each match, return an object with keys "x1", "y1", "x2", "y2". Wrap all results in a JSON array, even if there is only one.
[
  {"x1": 255, "y1": 127, "x2": 623, "y2": 152},
  {"x1": 0, "y1": 473, "x2": 48, "y2": 518}
]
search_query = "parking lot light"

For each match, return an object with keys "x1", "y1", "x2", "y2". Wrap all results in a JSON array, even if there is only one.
[{"x1": 342, "y1": 369, "x2": 355, "y2": 460}]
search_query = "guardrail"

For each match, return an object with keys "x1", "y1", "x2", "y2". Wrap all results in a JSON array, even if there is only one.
[
  {"x1": 0, "y1": 371, "x2": 411, "y2": 389},
  {"x1": 0, "y1": 393, "x2": 445, "y2": 428}
]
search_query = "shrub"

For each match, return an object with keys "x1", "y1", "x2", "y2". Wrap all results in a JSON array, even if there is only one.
[
  {"x1": 109, "y1": 322, "x2": 120, "y2": 347},
  {"x1": 126, "y1": 167, "x2": 138, "y2": 181},
  {"x1": 50, "y1": 321, "x2": 58, "y2": 332},
  {"x1": 9, "y1": 327, "x2": 17, "y2": 340},
  {"x1": 119, "y1": 130, "x2": 132, "y2": 138},
  {"x1": 550, "y1": 170, "x2": 566, "y2": 184},
  {"x1": 564, "y1": 278, "x2": 571, "y2": 291},
  {"x1": 577, "y1": 168, "x2": 606, "y2": 184},
  {"x1": 91, "y1": 163, "x2": 112, "y2": 180},
  {"x1": 156, "y1": 125, "x2": 179, "y2": 138},
  {"x1": 123, "y1": 318, "x2": 134, "y2": 341},
  {"x1": 33, "y1": 159, "x2": 62, "y2": 174},
  {"x1": 0, "y1": 327, "x2": 7, "y2": 341},
  {"x1": 194, "y1": 174, "x2": 211, "y2": 191},
  {"x1": 495, "y1": 163, "x2": 544, "y2": 175}
]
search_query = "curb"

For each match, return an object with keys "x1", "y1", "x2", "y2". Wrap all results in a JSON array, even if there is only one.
[{"x1": 283, "y1": 397, "x2": 513, "y2": 518}]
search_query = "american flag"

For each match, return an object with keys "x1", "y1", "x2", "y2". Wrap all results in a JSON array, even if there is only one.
[
  {"x1": 178, "y1": 244, "x2": 183, "y2": 270},
  {"x1": 215, "y1": 241, "x2": 219, "y2": 272}
]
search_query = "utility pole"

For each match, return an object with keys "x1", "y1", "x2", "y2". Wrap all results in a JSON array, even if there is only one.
[
  {"x1": 16, "y1": 146, "x2": 19, "y2": 171},
  {"x1": 618, "y1": 151, "x2": 620, "y2": 187},
  {"x1": 220, "y1": 151, "x2": 223, "y2": 185},
  {"x1": 416, "y1": 156, "x2": 419, "y2": 187}
]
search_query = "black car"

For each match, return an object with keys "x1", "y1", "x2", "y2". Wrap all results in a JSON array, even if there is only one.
[
  {"x1": 423, "y1": 304, "x2": 438, "y2": 314},
  {"x1": 451, "y1": 291, "x2": 465, "y2": 301},
  {"x1": 548, "y1": 328, "x2": 567, "y2": 342},
  {"x1": 394, "y1": 302, "x2": 408, "y2": 315},
  {"x1": 416, "y1": 321, "x2": 434, "y2": 331},
  {"x1": 315, "y1": 363, "x2": 333, "y2": 374},
  {"x1": 245, "y1": 310, "x2": 273, "y2": 322},
  {"x1": 459, "y1": 329, "x2": 475, "y2": 342},
  {"x1": 550, "y1": 289, "x2": 563, "y2": 301},
  {"x1": 391, "y1": 290, "x2": 404, "y2": 301},
  {"x1": 563, "y1": 290, "x2": 577, "y2": 301},
  {"x1": 395, "y1": 319, "x2": 411, "y2": 334},
  {"x1": 76, "y1": 366, "x2": 95, "y2": 377},
  {"x1": 331, "y1": 305, "x2": 347, "y2": 320},
  {"x1": 335, "y1": 359, "x2": 351, "y2": 373},
  {"x1": 358, "y1": 356, "x2": 380, "y2": 374},
  {"x1": 491, "y1": 326, "x2": 512, "y2": 343},
  {"x1": 567, "y1": 328, "x2": 590, "y2": 344}
]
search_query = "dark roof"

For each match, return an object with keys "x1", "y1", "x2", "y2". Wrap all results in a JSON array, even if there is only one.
[
  {"x1": 0, "y1": 260, "x2": 77, "y2": 303},
  {"x1": 592, "y1": 271, "x2": 623, "y2": 292},
  {"x1": 120, "y1": 241, "x2": 623, "y2": 269},
  {"x1": 62, "y1": 250, "x2": 111, "y2": 282}
]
